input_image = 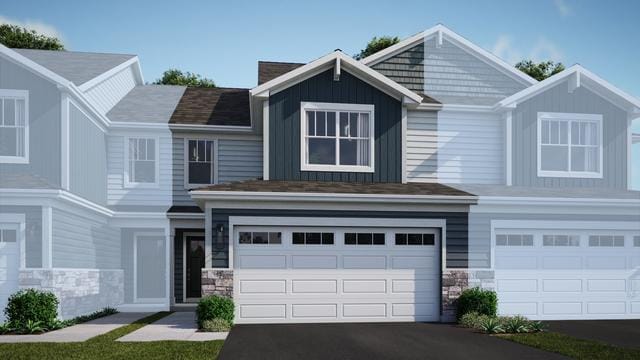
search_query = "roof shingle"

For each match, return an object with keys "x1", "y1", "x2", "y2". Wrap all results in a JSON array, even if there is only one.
[
  {"x1": 169, "y1": 87, "x2": 251, "y2": 126},
  {"x1": 107, "y1": 85, "x2": 185, "y2": 123},
  {"x1": 258, "y1": 61, "x2": 305, "y2": 85}
]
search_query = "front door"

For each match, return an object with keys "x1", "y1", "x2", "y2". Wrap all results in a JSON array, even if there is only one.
[{"x1": 186, "y1": 235, "x2": 205, "y2": 299}]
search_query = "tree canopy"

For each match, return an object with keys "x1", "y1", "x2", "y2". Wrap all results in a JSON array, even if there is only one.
[
  {"x1": 354, "y1": 36, "x2": 400, "y2": 60},
  {"x1": 515, "y1": 60, "x2": 565, "y2": 81},
  {"x1": 153, "y1": 69, "x2": 216, "y2": 87},
  {"x1": 0, "y1": 24, "x2": 65, "y2": 50}
]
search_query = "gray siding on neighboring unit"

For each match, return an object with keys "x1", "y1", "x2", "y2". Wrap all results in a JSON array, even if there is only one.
[
  {"x1": 52, "y1": 208, "x2": 120, "y2": 269},
  {"x1": 0, "y1": 205, "x2": 42, "y2": 268},
  {"x1": 172, "y1": 136, "x2": 263, "y2": 207},
  {"x1": 69, "y1": 103, "x2": 107, "y2": 205},
  {"x1": 512, "y1": 81, "x2": 628, "y2": 188},
  {"x1": 269, "y1": 69, "x2": 402, "y2": 183},
  {"x1": 0, "y1": 56, "x2": 61, "y2": 188},
  {"x1": 371, "y1": 43, "x2": 424, "y2": 92},
  {"x1": 211, "y1": 208, "x2": 469, "y2": 269}
]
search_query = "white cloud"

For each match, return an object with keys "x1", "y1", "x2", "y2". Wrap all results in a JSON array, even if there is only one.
[
  {"x1": 0, "y1": 15, "x2": 65, "y2": 42},
  {"x1": 491, "y1": 35, "x2": 564, "y2": 65},
  {"x1": 553, "y1": 0, "x2": 571, "y2": 17}
]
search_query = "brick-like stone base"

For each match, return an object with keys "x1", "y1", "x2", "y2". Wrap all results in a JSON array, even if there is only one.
[
  {"x1": 441, "y1": 269, "x2": 495, "y2": 322},
  {"x1": 19, "y1": 269, "x2": 124, "y2": 319},
  {"x1": 201, "y1": 269, "x2": 233, "y2": 298}
]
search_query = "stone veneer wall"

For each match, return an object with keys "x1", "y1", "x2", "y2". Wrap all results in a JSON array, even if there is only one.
[
  {"x1": 201, "y1": 269, "x2": 233, "y2": 298},
  {"x1": 441, "y1": 269, "x2": 495, "y2": 322},
  {"x1": 19, "y1": 269, "x2": 124, "y2": 319}
]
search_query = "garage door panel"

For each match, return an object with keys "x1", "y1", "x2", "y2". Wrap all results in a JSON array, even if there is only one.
[
  {"x1": 542, "y1": 257, "x2": 582, "y2": 270},
  {"x1": 586, "y1": 257, "x2": 626, "y2": 270},
  {"x1": 391, "y1": 256, "x2": 434, "y2": 269},
  {"x1": 343, "y1": 303, "x2": 387, "y2": 318},
  {"x1": 239, "y1": 280, "x2": 286, "y2": 294},
  {"x1": 291, "y1": 255, "x2": 337, "y2": 269},
  {"x1": 495, "y1": 256, "x2": 537, "y2": 269},
  {"x1": 392, "y1": 302, "x2": 437, "y2": 317},
  {"x1": 631, "y1": 302, "x2": 640, "y2": 314},
  {"x1": 392, "y1": 279, "x2": 437, "y2": 293},
  {"x1": 292, "y1": 304, "x2": 338, "y2": 319},
  {"x1": 587, "y1": 279, "x2": 626, "y2": 292},
  {"x1": 543, "y1": 302, "x2": 582, "y2": 315},
  {"x1": 240, "y1": 304, "x2": 286, "y2": 319},
  {"x1": 587, "y1": 302, "x2": 626, "y2": 315},
  {"x1": 499, "y1": 302, "x2": 538, "y2": 316},
  {"x1": 238, "y1": 255, "x2": 286, "y2": 269},
  {"x1": 292, "y1": 280, "x2": 337, "y2": 294},
  {"x1": 343, "y1": 280, "x2": 386, "y2": 294},
  {"x1": 343, "y1": 256, "x2": 386, "y2": 269},
  {"x1": 543, "y1": 279, "x2": 582, "y2": 292},
  {"x1": 497, "y1": 279, "x2": 538, "y2": 292}
]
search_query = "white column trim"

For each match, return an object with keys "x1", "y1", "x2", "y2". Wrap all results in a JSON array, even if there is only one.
[
  {"x1": 401, "y1": 107, "x2": 408, "y2": 184},
  {"x1": 504, "y1": 111, "x2": 513, "y2": 186},
  {"x1": 204, "y1": 205, "x2": 212, "y2": 268},
  {"x1": 60, "y1": 94, "x2": 70, "y2": 190},
  {"x1": 262, "y1": 100, "x2": 269, "y2": 180}
]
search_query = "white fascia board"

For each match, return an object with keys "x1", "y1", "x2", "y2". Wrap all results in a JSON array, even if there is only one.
[
  {"x1": 361, "y1": 24, "x2": 537, "y2": 86},
  {"x1": 190, "y1": 190, "x2": 477, "y2": 204},
  {"x1": 0, "y1": 188, "x2": 114, "y2": 217},
  {"x1": 168, "y1": 123, "x2": 254, "y2": 132},
  {"x1": 78, "y1": 56, "x2": 141, "y2": 91},
  {"x1": 250, "y1": 51, "x2": 422, "y2": 104},
  {"x1": 476, "y1": 195, "x2": 640, "y2": 208}
]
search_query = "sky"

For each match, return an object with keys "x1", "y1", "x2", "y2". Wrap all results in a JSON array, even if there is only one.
[{"x1": 2, "y1": 0, "x2": 640, "y2": 186}]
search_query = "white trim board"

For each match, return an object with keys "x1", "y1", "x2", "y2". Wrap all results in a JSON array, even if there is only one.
[
  {"x1": 0, "y1": 213, "x2": 26, "y2": 269},
  {"x1": 0, "y1": 89, "x2": 30, "y2": 164}
]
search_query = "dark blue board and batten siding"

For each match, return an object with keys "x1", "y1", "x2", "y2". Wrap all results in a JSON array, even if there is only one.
[{"x1": 269, "y1": 68, "x2": 403, "y2": 183}]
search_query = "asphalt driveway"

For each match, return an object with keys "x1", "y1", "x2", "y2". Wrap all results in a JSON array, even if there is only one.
[
  {"x1": 546, "y1": 320, "x2": 640, "y2": 349},
  {"x1": 218, "y1": 322, "x2": 567, "y2": 360}
]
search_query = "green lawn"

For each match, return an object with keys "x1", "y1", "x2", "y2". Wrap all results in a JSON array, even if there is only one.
[
  {"x1": 501, "y1": 332, "x2": 640, "y2": 360},
  {"x1": 0, "y1": 312, "x2": 224, "y2": 360}
]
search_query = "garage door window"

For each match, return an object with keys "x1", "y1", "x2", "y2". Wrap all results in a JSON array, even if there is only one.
[
  {"x1": 496, "y1": 234, "x2": 533, "y2": 247},
  {"x1": 395, "y1": 233, "x2": 435, "y2": 246},
  {"x1": 345, "y1": 233, "x2": 385, "y2": 245},
  {"x1": 239, "y1": 232, "x2": 281, "y2": 245},
  {"x1": 0, "y1": 228, "x2": 17, "y2": 243},
  {"x1": 588, "y1": 235, "x2": 624, "y2": 247},
  {"x1": 292, "y1": 232, "x2": 334, "y2": 245},
  {"x1": 543, "y1": 235, "x2": 580, "y2": 247}
]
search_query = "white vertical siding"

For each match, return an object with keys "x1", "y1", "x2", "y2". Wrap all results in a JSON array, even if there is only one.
[
  {"x1": 107, "y1": 133, "x2": 173, "y2": 207},
  {"x1": 84, "y1": 65, "x2": 137, "y2": 115},
  {"x1": 407, "y1": 110, "x2": 504, "y2": 184}
]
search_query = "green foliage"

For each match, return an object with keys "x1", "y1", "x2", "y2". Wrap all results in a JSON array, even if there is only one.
[
  {"x1": 5, "y1": 289, "x2": 59, "y2": 329},
  {"x1": 502, "y1": 315, "x2": 531, "y2": 333},
  {"x1": 515, "y1": 60, "x2": 565, "y2": 81},
  {"x1": 0, "y1": 322, "x2": 14, "y2": 334},
  {"x1": 527, "y1": 320, "x2": 546, "y2": 332},
  {"x1": 201, "y1": 318, "x2": 232, "y2": 332},
  {"x1": 459, "y1": 311, "x2": 492, "y2": 329},
  {"x1": 456, "y1": 287, "x2": 498, "y2": 320},
  {"x1": 20, "y1": 320, "x2": 46, "y2": 334},
  {"x1": 479, "y1": 317, "x2": 504, "y2": 334},
  {"x1": 458, "y1": 311, "x2": 546, "y2": 334},
  {"x1": 0, "y1": 24, "x2": 64, "y2": 50},
  {"x1": 67, "y1": 307, "x2": 118, "y2": 326},
  {"x1": 153, "y1": 69, "x2": 216, "y2": 87},
  {"x1": 354, "y1": 36, "x2": 400, "y2": 60},
  {"x1": 196, "y1": 295, "x2": 234, "y2": 327}
]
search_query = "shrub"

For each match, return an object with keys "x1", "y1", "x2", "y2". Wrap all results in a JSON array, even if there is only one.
[
  {"x1": 456, "y1": 287, "x2": 497, "y2": 320},
  {"x1": 527, "y1": 320, "x2": 546, "y2": 332},
  {"x1": 20, "y1": 320, "x2": 46, "y2": 334},
  {"x1": 478, "y1": 316, "x2": 504, "y2": 334},
  {"x1": 4, "y1": 289, "x2": 58, "y2": 328},
  {"x1": 458, "y1": 311, "x2": 492, "y2": 329},
  {"x1": 501, "y1": 315, "x2": 530, "y2": 333},
  {"x1": 197, "y1": 295, "x2": 234, "y2": 327},
  {"x1": 201, "y1": 318, "x2": 232, "y2": 332}
]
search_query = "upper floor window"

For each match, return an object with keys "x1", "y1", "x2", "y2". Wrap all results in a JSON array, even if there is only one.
[
  {"x1": 125, "y1": 137, "x2": 158, "y2": 187},
  {"x1": 537, "y1": 112, "x2": 602, "y2": 178},
  {"x1": 0, "y1": 90, "x2": 28, "y2": 164},
  {"x1": 300, "y1": 102, "x2": 374, "y2": 173},
  {"x1": 186, "y1": 139, "x2": 216, "y2": 187}
]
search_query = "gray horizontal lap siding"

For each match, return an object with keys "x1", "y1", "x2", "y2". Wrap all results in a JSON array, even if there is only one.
[
  {"x1": 0, "y1": 205, "x2": 42, "y2": 268},
  {"x1": 212, "y1": 208, "x2": 469, "y2": 268},
  {"x1": 512, "y1": 81, "x2": 628, "y2": 188},
  {"x1": 269, "y1": 69, "x2": 402, "y2": 183}
]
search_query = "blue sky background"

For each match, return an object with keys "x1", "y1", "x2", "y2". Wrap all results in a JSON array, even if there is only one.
[{"x1": 2, "y1": 0, "x2": 639, "y2": 187}]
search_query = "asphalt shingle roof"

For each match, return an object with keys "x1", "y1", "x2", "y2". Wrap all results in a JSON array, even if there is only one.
[
  {"x1": 170, "y1": 87, "x2": 251, "y2": 127},
  {"x1": 258, "y1": 61, "x2": 305, "y2": 85},
  {"x1": 107, "y1": 85, "x2": 186, "y2": 123}
]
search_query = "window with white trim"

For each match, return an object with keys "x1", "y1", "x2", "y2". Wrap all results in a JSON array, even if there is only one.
[
  {"x1": 395, "y1": 233, "x2": 435, "y2": 246},
  {"x1": 0, "y1": 228, "x2": 17, "y2": 243},
  {"x1": 345, "y1": 232, "x2": 385, "y2": 245},
  {"x1": 186, "y1": 139, "x2": 216, "y2": 186},
  {"x1": 635, "y1": 236, "x2": 640, "y2": 247},
  {"x1": 496, "y1": 234, "x2": 534, "y2": 247},
  {"x1": 543, "y1": 234, "x2": 580, "y2": 247},
  {"x1": 588, "y1": 235, "x2": 624, "y2": 247},
  {"x1": 0, "y1": 90, "x2": 28, "y2": 163},
  {"x1": 239, "y1": 232, "x2": 281, "y2": 245},
  {"x1": 126, "y1": 137, "x2": 157, "y2": 185},
  {"x1": 538, "y1": 112, "x2": 602, "y2": 178},
  {"x1": 301, "y1": 102, "x2": 374, "y2": 172},
  {"x1": 292, "y1": 232, "x2": 334, "y2": 245}
]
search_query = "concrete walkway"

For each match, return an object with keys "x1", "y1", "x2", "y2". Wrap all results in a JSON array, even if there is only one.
[
  {"x1": 117, "y1": 312, "x2": 227, "y2": 342},
  {"x1": 0, "y1": 312, "x2": 151, "y2": 343}
]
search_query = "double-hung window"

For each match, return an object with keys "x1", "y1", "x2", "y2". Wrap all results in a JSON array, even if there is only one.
[
  {"x1": 301, "y1": 102, "x2": 374, "y2": 172},
  {"x1": 125, "y1": 137, "x2": 158, "y2": 186},
  {"x1": 186, "y1": 139, "x2": 216, "y2": 187},
  {"x1": 537, "y1": 112, "x2": 602, "y2": 178},
  {"x1": 0, "y1": 90, "x2": 28, "y2": 163}
]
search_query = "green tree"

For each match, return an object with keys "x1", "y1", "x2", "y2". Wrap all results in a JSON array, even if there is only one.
[
  {"x1": 515, "y1": 60, "x2": 565, "y2": 81},
  {"x1": 0, "y1": 24, "x2": 65, "y2": 50},
  {"x1": 354, "y1": 36, "x2": 400, "y2": 60},
  {"x1": 153, "y1": 69, "x2": 216, "y2": 87}
]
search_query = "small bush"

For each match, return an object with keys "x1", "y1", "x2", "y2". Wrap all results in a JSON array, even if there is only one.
[
  {"x1": 502, "y1": 315, "x2": 530, "y2": 333},
  {"x1": 459, "y1": 311, "x2": 492, "y2": 329},
  {"x1": 479, "y1": 316, "x2": 504, "y2": 334},
  {"x1": 456, "y1": 287, "x2": 497, "y2": 320},
  {"x1": 4, "y1": 289, "x2": 58, "y2": 328},
  {"x1": 527, "y1": 320, "x2": 546, "y2": 332},
  {"x1": 197, "y1": 295, "x2": 234, "y2": 328},
  {"x1": 201, "y1": 318, "x2": 232, "y2": 332}
]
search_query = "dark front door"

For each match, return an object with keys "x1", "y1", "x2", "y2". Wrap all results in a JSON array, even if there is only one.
[{"x1": 186, "y1": 235, "x2": 205, "y2": 299}]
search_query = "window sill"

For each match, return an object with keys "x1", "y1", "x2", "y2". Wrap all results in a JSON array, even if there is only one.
[
  {"x1": 0, "y1": 156, "x2": 29, "y2": 164},
  {"x1": 537, "y1": 170, "x2": 603, "y2": 179},
  {"x1": 301, "y1": 164, "x2": 374, "y2": 173}
]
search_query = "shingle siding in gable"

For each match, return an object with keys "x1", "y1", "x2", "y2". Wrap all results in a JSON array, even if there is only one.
[
  {"x1": 268, "y1": 69, "x2": 402, "y2": 183},
  {"x1": 371, "y1": 43, "x2": 425, "y2": 92}
]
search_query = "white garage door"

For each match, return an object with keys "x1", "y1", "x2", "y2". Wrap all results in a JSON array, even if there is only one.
[
  {"x1": 494, "y1": 229, "x2": 640, "y2": 320},
  {"x1": 234, "y1": 226, "x2": 440, "y2": 323},
  {"x1": 0, "y1": 224, "x2": 20, "y2": 322}
]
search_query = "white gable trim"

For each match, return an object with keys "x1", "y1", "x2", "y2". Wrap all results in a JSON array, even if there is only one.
[
  {"x1": 250, "y1": 51, "x2": 422, "y2": 104},
  {"x1": 496, "y1": 65, "x2": 640, "y2": 112},
  {"x1": 361, "y1": 24, "x2": 538, "y2": 86}
]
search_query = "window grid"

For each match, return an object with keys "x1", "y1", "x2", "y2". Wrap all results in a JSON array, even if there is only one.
[
  {"x1": 395, "y1": 233, "x2": 436, "y2": 246},
  {"x1": 588, "y1": 235, "x2": 625, "y2": 247},
  {"x1": 0, "y1": 229, "x2": 17, "y2": 243},
  {"x1": 0, "y1": 97, "x2": 27, "y2": 159},
  {"x1": 345, "y1": 233, "x2": 385, "y2": 245},
  {"x1": 187, "y1": 140, "x2": 215, "y2": 185},
  {"x1": 128, "y1": 138, "x2": 156, "y2": 184},
  {"x1": 238, "y1": 232, "x2": 282, "y2": 245},
  {"x1": 542, "y1": 235, "x2": 580, "y2": 247},
  {"x1": 496, "y1": 234, "x2": 534, "y2": 247},
  {"x1": 292, "y1": 232, "x2": 334, "y2": 245}
]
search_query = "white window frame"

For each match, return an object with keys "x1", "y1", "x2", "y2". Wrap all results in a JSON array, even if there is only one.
[
  {"x1": 124, "y1": 136, "x2": 160, "y2": 188},
  {"x1": 537, "y1": 112, "x2": 603, "y2": 178},
  {"x1": 300, "y1": 102, "x2": 375, "y2": 173},
  {"x1": 0, "y1": 89, "x2": 29, "y2": 164},
  {"x1": 184, "y1": 138, "x2": 218, "y2": 189}
]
